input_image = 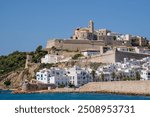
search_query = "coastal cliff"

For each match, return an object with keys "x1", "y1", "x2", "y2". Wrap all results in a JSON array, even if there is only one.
[{"x1": 0, "y1": 63, "x2": 40, "y2": 89}]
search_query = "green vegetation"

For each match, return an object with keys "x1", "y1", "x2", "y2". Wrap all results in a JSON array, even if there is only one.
[
  {"x1": 39, "y1": 63, "x2": 58, "y2": 69},
  {"x1": 131, "y1": 39, "x2": 139, "y2": 46},
  {"x1": 111, "y1": 72, "x2": 116, "y2": 81},
  {"x1": 31, "y1": 45, "x2": 47, "y2": 63},
  {"x1": 135, "y1": 72, "x2": 141, "y2": 80},
  {"x1": 113, "y1": 36, "x2": 116, "y2": 40},
  {"x1": 0, "y1": 45, "x2": 47, "y2": 76},
  {"x1": 3, "y1": 80, "x2": 11, "y2": 86},
  {"x1": 68, "y1": 82, "x2": 75, "y2": 88},
  {"x1": 58, "y1": 82, "x2": 65, "y2": 88},
  {"x1": 0, "y1": 51, "x2": 26, "y2": 75},
  {"x1": 91, "y1": 70, "x2": 96, "y2": 81},
  {"x1": 72, "y1": 53, "x2": 84, "y2": 59},
  {"x1": 100, "y1": 73, "x2": 104, "y2": 81},
  {"x1": 89, "y1": 62, "x2": 104, "y2": 70}
]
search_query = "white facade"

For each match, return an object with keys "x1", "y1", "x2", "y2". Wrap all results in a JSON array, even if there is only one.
[
  {"x1": 36, "y1": 66, "x2": 93, "y2": 87},
  {"x1": 140, "y1": 70, "x2": 150, "y2": 80},
  {"x1": 36, "y1": 68, "x2": 69, "y2": 87},
  {"x1": 41, "y1": 54, "x2": 64, "y2": 64},
  {"x1": 81, "y1": 50, "x2": 100, "y2": 57},
  {"x1": 117, "y1": 47, "x2": 129, "y2": 52},
  {"x1": 67, "y1": 66, "x2": 93, "y2": 87}
]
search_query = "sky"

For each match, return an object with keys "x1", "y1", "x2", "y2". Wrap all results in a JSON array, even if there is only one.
[{"x1": 0, "y1": 0, "x2": 150, "y2": 55}]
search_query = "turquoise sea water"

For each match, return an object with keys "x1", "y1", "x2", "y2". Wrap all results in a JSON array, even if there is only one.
[{"x1": 0, "y1": 90, "x2": 150, "y2": 100}]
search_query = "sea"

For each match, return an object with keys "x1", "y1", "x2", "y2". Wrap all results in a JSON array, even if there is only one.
[{"x1": 0, "y1": 90, "x2": 150, "y2": 100}]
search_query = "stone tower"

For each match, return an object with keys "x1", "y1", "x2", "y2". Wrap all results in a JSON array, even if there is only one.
[
  {"x1": 89, "y1": 20, "x2": 94, "y2": 33},
  {"x1": 25, "y1": 54, "x2": 32, "y2": 69}
]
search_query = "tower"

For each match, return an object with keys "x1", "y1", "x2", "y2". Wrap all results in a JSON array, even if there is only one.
[
  {"x1": 89, "y1": 20, "x2": 94, "y2": 33},
  {"x1": 25, "y1": 54, "x2": 32, "y2": 69}
]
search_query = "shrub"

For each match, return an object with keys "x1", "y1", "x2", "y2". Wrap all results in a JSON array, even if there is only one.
[
  {"x1": 72, "y1": 54, "x2": 83, "y2": 60},
  {"x1": 4, "y1": 80, "x2": 11, "y2": 86}
]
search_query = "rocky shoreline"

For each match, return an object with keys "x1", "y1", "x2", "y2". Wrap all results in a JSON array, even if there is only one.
[
  {"x1": 12, "y1": 89, "x2": 150, "y2": 96},
  {"x1": 12, "y1": 81, "x2": 150, "y2": 96}
]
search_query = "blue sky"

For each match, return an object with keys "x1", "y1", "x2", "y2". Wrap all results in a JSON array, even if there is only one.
[{"x1": 0, "y1": 0, "x2": 150, "y2": 55}]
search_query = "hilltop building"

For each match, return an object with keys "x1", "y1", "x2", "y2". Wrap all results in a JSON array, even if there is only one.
[
  {"x1": 46, "y1": 20, "x2": 149, "y2": 53},
  {"x1": 44, "y1": 20, "x2": 150, "y2": 64}
]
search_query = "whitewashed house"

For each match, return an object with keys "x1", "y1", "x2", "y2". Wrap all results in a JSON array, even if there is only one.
[
  {"x1": 140, "y1": 70, "x2": 150, "y2": 80},
  {"x1": 81, "y1": 49, "x2": 100, "y2": 57},
  {"x1": 66, "y1": 66, "x2": 93, "y2": 87},
  {"x1": 36, "y1": 67, "x2": 69, "y2": 87}
]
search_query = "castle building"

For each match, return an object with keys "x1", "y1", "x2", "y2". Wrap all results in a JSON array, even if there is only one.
[
  {"x1": 72, "y1": 20, "x2": 97, "y2": 40},
  {"x1": 45, "y1": 20, "x2": 149, "y2": 53}
]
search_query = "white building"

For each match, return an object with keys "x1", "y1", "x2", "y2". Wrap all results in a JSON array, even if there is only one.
[
  {"x1": 36, "y1": 66, "x2": 93, "y2": 87},
  {"x1": 117, "y1": 47, "x2": 129, "y2": 52},
  {"x1": 36, "y1": 68, "x2": 69, "y2": 87},
  {"x1": 81, "y1": 49, "x2": 100, "y2": 57},
  {"x1": 140, "y1": 70, "x2": 150, "y2": 80},
  {"x1": 41, "y1": 54, "x2": 64, "y2": 64},
  {"x1": 67, "y1": 66, "x2": 93, "y2": 87}
]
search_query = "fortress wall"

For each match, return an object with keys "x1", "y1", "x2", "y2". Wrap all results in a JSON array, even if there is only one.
[
  {"x1": 22, "y1": 83, "x2": 56, "y2": 91},
  {"x1": 83, "y1": 50, "x2": 150, "y2": 63},
  {"x1": 85, "y1": 51, "x2": 115, "y2": 63},
  {"x1": 78, "y1": 81, "x2": 150, "y2": 95},
  {"x1": 115, "y1": 50, "x2": 150, "y2": 62},
  {"x1": 46, "y1": 39, "x2": 105, "y2": 51},
  {"x1": 62, "y1": 43, "x2": 101, "y2": 51}
]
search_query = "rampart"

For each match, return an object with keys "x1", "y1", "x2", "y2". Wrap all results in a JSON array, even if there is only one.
[
  {"x1": 22, "y1": 82, "x2": 56, "y2": 91},
  {"x1": 83, "y1": 49, "x2": 150, "y2": 63},
  {"x1": 46, "y1": 39, "x2": 105, "y2": 51},
  {"x1": 78, "y1": 81, "x2": 150, "y2": 95}
]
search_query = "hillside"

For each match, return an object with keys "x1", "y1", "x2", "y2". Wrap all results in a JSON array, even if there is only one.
[{"x1": 0, "y1": 45, "x2": 47, "y2": 89}]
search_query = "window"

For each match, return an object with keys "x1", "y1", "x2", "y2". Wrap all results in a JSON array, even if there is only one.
[{"x1": 56, "y1": 72, "x2": 59, "y2": 75}]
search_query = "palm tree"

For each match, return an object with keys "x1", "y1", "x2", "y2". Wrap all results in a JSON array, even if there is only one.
[
  {"x1": 135, "y1": 72, "x2": 141, "y2": 80},
  {"x1": 100, "y1": 73, "x2": 104, "y2": 81},
  {"x1": 111, "y1": 72, "x2": 116, "y2": 81},
  {"x1": 91, "y1": 70, "x2": 96, "y2": 82}
]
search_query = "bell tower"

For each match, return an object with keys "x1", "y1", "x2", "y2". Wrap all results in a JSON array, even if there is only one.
[{"x1": 89, "y1": 20, "x2": 94, "y2": 33}]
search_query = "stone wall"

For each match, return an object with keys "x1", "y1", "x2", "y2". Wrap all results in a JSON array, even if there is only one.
[
  {"x1": 46, "y1": 39, "x2": 105, "y2": 51},
  {"x1": 83, "y1": 49, "x2": 150, "y2": 63},
  {"x1": 78, "y1": 81, "x2": 150, "y2": 95},
  {"x1": 115, "y1": 50, "x2": 150, "y2": 62},
  {"x1": 22, "y1": 82, "x2": 56, "y2": 91}
]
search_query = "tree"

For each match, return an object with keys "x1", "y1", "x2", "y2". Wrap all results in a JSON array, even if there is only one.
[
  {"x1": 0, "y1": 51, "x2": 26, "y2": 75},
  {"x1": 32, "y1": 45, "x2": 47, "y2": 63},
  {"x1": 68, "y1": 82, "x2": 75, "y2": 88},
  {"x1": 100, "y1": 73, "x2": 104, "y2": 81},
  {"x1": 35, "y1": 45, "x2": 42, "y2": 53},
  {"x1": 72, "y1": 54, "x2": 83, "y2": 60},
  {"x1": 117, "y1": 72, "x2": 123, "y2": 81},
  {"x1": 111, "y1": 72, "x2": 116, "y2": 81},
  {"x1": 113, "y1": 36, "x2": 116, "y2": 41},
  {"x1": 135, "y1": 72, "x2": 141, "y2": 80},
  {"x1": 4, "y1": 80, "x2": 11, "y2": 86},
  {"x1": 91, "y1": 70, "x2": 96, "y2": 82}
]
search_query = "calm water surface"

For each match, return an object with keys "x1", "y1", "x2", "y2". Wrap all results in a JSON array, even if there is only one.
[{"x1": 0, "y1": 90, "x2": 150, "y2": 100}]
